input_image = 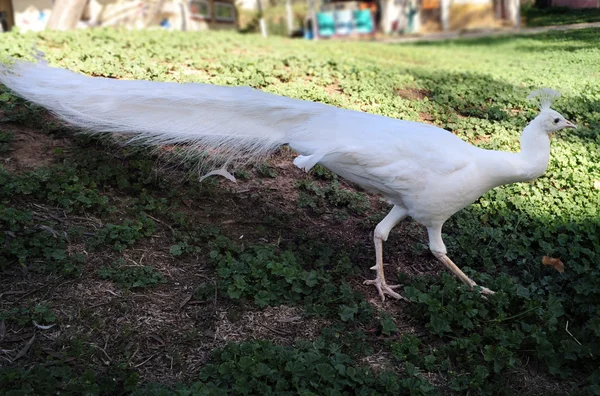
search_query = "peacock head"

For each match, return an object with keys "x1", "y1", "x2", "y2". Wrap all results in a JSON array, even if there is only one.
[
  {"x1": 537, "y1": 108, "x2": 577, "y2": 133},
  {"x1": 527, "y1": 88, "x2": 576, "y2": 134}
]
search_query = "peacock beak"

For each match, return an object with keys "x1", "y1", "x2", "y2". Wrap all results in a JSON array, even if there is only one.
[{"x1": 565, "y1": 120, "x2": 577, "y2": 129}]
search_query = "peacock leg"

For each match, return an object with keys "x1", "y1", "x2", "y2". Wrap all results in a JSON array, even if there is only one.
[
  {"x1": 364, "y1": 205, "x2": 409, "y2": 301},
  {"x1": 434, "y1": 254, "x2": 495, "y2": 295},
  {"x1": 427, "y1": 226, "x2": 495, "y2": 296}
]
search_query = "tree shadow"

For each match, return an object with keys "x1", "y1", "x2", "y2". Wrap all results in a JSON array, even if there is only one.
[
  {"x1": 443, "y1": 199, "x2": 600, "y2": 321},
  {"x1": 523, "y1": 6, "x2": 600, "y2": 27},
  {"x1": 408, "y1": 27, "x2": 600, "y2": 53},
  {"x1": 393, "y1": 67, "x2": 599, "y2": 142}
]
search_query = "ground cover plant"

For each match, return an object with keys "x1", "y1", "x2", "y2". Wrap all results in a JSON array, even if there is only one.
[
  {"x1": 0, "y1": 27, "x2": 599, "y2": 395},
  {"x1": 522, "y1": 5, "x2": 600, "y2": 27}
]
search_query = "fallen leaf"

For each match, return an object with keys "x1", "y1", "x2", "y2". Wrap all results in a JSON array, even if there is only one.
[
  {"x1": 542, "y1": 256, "x2": 565, "y2": 273},
  {"x1": 277, "y1": 316, "x2": 302, "y2": 323},
  {"x1": 44, "y1": 349, "x2": 77, "y2": 363},
  {"x1": 0, "y1": 290, "x2": 28, "y2": 296},
  {"x1": 594, "y1": 180, "x2": 600, "y2": 190},
  {"x1": 149, "y1": 334, "x2": 166, "y2": 346},
  {"x1": 12, "y1": 334, "x2": 36, "y2": 362},
  {"x1": 178, "y1": 293, "x2": 193, "y2": 311},
  {"x1": 2, "y1": 332, "x2": 34, "y2": 343}
]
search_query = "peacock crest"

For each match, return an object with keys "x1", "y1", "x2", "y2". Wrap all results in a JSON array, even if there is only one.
[{"x1": 527, "y1": 88, "x2": 561, "y2": 111}]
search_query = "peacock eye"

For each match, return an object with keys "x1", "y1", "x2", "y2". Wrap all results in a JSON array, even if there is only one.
[{"x1": 553, "y1": 118, "x2": 560, "y2": 123}]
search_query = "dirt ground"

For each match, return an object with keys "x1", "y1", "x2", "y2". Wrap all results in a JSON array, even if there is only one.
[{"x1": 0, "y1": 122, "x2": 447, "y2": 386}]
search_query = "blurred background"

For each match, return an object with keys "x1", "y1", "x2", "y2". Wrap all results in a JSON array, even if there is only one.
[{"x1": 1, "y1": 0, "x2": 599, "y2": 39}]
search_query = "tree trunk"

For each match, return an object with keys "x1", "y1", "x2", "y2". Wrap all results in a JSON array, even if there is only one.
[
  {"x1": 440, "y1": 0, "x2": 449, "y2": 31},
  {"x1": 0, "y1": 0, "x2": 16, "y2": 31},
  {"x1": 47, "y1": 0, "x2": 88, "y2": 30},
  {"x1": 286, "y1": 0, "x2": 293, "y2": 36}
]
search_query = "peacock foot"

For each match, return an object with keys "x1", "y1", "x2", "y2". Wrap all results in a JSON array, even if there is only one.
[
  {"x1": 478, "y1": 286, "x2": 495, "y2": 296},
  {"x1": 363, "y1": 278, "x2": 408, "y2": 302}
]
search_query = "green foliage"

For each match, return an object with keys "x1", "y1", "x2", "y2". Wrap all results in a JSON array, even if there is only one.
[
  {"x1": 297, "y1": 179, "x2": 370, "y2": 215},
  {"x1": 97, "y1": 258, "x2": 165, "y2": 289},
  {"x1": 194, "y1": 281, "x2": 216, "y2": 301},
  {"x1": 0, "y1": 303, "x2": 56, "y2": 326},
  {"x1": 312, "y1": 164, "x2": 336, "y2": 180},
  {"x1": 233, "y1": 168, "x2": 252, "y2": 181},
  {"x1": 0, "y1": 130, "x2": 14, "y2": 153},
  {"x1": 0, "y1": 363, "x2": 139, "y2": 395},
  {"x1": 137, "y1": 339, "x2": 435, "y2": 395},
  {"x1": 0, "y1": 134, "x2": 171, "y2": 275},
  {"x1": 0, "y1": 88, "x2": 55, "y2": 128},
  {"x1": 380, "y1": 313, "x2": 399, "y2": 336},
  {"x1": 88, "y1": 216, "x2": 155, "y2": 252},
  {"x1": 317, "y1": 323, "x2": 375, "y2": 357},
  {"x1": 254, "y1": 163, "x2": 278, "y2": 178},
  {"x1": 523, "y1": 6, "x2": 600, "y2": 27},
  {"x1": 0, "y1": 164, "x2": 112, "y2": 214},
  {"x1": 169, "y1": 224, "x2": 222, "y2": 258},
  {"x1": 399, "y1": 273, "x2": 598, "y2": 394},
  {"x1": 32, "y1": 302, "x2": 57, "y2": 324},
  {"x1": 210, "y1": 238, "x2": 373, "y2": 322},
  {"x1": 391, "y1": 334, "x2": 421, "y2": 363},
  {"x1": 0, "y1": 205, "x2": 84, "y2": 275}
]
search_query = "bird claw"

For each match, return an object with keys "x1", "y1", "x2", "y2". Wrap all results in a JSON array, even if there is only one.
[
  {"x1": 364, "y1": 278, "x2": 409, "y2": 302},
  {"x1": 480, "y1": 286, "x2": 495, "y2": 295},
  {"x1": 475, "y1": 285, "x2": 495, "y2": 300}
]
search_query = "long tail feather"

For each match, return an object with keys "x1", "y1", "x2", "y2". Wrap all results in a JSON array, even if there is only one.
[{"x1": 0, "y1": 58, "x2": 331, "y2": 174}]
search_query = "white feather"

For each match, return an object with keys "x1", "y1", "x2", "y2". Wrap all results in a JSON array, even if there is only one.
[
  {"x1": 0, "y1": 59, "x2": 327, "y2": 173},
  {"x1": 0, "y1": 59, "x2": 566, "y2": 216},
  {"x1": 527, "y1": 88, "x2": 561, "y2": 111}
]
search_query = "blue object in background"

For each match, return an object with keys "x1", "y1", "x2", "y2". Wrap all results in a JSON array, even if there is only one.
[
  {"x1": 316, "y1": 12, "x2": 335, "y2": 37},
  {"x1": 353, "y1": 9, "x2": 373, "y2": 34},
  {"x1": 314, "y1": 8, "x2": 373, "y2": 38},
  {"x1": 406, "y1": 4, "x2": 418, "y2": 33},
  {"x1": 334, "y1": 10, "x2": 353, "y2": 35},
  {"x1": 304, "y1": 19, "x2": 314, "y2": 39}
]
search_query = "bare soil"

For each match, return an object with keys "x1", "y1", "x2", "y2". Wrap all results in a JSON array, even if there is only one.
[{"x1": 0, "y1": 123, "x2": 446, "y2": 386}]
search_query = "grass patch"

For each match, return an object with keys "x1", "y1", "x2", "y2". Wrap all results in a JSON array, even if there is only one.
[
  {"x1": 523, "y1": 6, "x2": 600, "y2": 27},
  {"x1": 210, "y1": 239, "x2": 373, "y2": 321},
  {"x1": 297, "y1": 179, "x2": 370, "y2": 216},
  {"x1": 97, "y1": 258, "x2": 166, "y2": 289}
]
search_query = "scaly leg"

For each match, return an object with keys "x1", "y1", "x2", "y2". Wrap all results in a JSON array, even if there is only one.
[
  {"x1": 364, "y1": 205, "x2": 409, "y2": 301},
  {"x1": 427, "y1": 225, "x2": 495, "y2": 296},
  {"x1": 434, "y1": 253, "x2": 495, "y2": 295}
]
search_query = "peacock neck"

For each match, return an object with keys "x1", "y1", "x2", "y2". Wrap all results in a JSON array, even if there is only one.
[
  {"x1": 516, "y1": 119, "x2": 551, "y2": 181},
  {"x1": 480, "y1": 119, "x2": 551, "y2": 188}
]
